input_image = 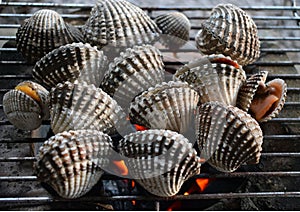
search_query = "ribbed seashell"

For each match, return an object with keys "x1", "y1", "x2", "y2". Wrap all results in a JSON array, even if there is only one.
[
  {"x1": 154, "y1": 12, "x2": 191, "y2": 50},
  {"x1": 195, "y1": 4, "x2": 260, "y2": 66},
  {"x1": 195, "y1": 102, "x2": 263, "y2": 172},
  {"x1": 16, "y1": 9, "x2": 84, "y2": 63},
  {"x1": 237, "y1": 75, "x2": 287, "y2": 122},
  {"x1": 32, "y1": 42, "x2": 108, "y2": 90},
  {"x1": 236, "y1": 71, "x2": 268, "y2": 112},
  {"x1": 35, "y1": 130, "x2": 113, "y2": 199},
  {"x1": 3, "y1": 81, "x2": 49, "y2": 131},
  {"x1": 83, "y1": 0, "x2": 161, "y2": 49},
  {"x1": 100, "y1": 44, "x2": 165, "y2": 109},
  {"x1": 174, "y1": 54, "x2": 246, "y2": 106},
  {"x1": 129, "y1": 81, "x2": 199, "y2": 134},
  {"x1": 117, "y1": 129, "x2": 201, "y2": 197},
  {"x1": 49, "y1": 80, "x2": 130, "y2": 135}
]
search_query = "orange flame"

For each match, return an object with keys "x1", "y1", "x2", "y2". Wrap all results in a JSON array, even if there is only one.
[
  {"x1": 112, "y1": 160, "x2": 128, "y2": 176},
  {"x1": 196, "y1": 178, "x2": 210, "y2": 191},
  {"x1": 131, "y1": 180, "x2": 135, "y2": 188},
  {"x1": 134, "y1": 124, "x2": 148, "y2": 131},
  {"x1": 132, "y1": 200, "x2": 136, "y2": 206}
]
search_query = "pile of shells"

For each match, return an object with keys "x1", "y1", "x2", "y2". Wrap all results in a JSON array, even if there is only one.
[
  {"x1": 195, "y1": 4, "x2": 260, "y2": 66},
  {"x1": 16, "y1": 9, "x2": 84, "y2": 63},
  {"x1": 2, "y1": 0, "x2": 289, "y2": 200}
]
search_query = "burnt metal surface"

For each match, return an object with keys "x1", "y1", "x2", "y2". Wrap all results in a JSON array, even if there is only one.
[{"x1": 0, "y1": 0, "x2": 300, "y2": 210}]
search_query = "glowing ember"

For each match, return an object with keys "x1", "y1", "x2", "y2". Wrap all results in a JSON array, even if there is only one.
[
  {"x1": 196, "y1": 178, "x2": 210, "y2": 191},
  {"x1": 112, "y1": 160, "x2": 128, "y2": 176},
  {"x1": 134, "y1": 124, "x2": 148, "y2": 131}
]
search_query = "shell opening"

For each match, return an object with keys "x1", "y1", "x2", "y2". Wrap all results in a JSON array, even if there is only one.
[
  {"x1": 210, "y1": 57, "x2": 240, "y2": 69},
  {"x1": 249, "y1": 81, "x2": 283, "y2": 121},
  {"x1": 15, "y1": 84, "x2": 41, "y2": 104}
]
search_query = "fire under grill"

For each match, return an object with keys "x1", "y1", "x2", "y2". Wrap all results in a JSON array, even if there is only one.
[{"x1": 0, "y1": 0, "x2": 300, "y2": 210}]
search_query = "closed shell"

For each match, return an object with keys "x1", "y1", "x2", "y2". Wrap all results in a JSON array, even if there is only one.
[
  {"x1": 83, "y1": 0, "x2": 161, "y2": 49},
  {"x1": 49, "y1": 80, "x2": 130, "y2": 135},
  {"x1": 117, "y1": 129, "x2": 201, "y2": 197},
  {"x1": 33, "y1": 42, "x2": 108, "y2": 90},
  {"x1": 3, "y1": 81, "x2": 49, "y2": 131},
  {"x1": 35, "y1": 130, "x2": 113, "y2": 199},
  {"x1": 174, "y1": 54, "x2": 246, "y2": 106},
  {"x1": 154, "y1": 12, "x2": 191, "y2": 50},
  {"x1": 195, "y1": 102, "x2": 263, "y2": 172},
  {"x1": 129, "y1": 81, "x2": 199, "y2": 134},
  {"x1": 195, "y1": 4, "x2": 260, "y2": 66},
  {"x1": 16, "y1": 9, "x2": 84, "y2": 63},
  {"x1": 100, "y1": 44, "x2": 165, "y2": 109}
]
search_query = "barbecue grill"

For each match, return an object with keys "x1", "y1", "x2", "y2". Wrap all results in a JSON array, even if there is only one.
[{"x1": 0, "y1": 0, "x2": 300, "y2": 210}]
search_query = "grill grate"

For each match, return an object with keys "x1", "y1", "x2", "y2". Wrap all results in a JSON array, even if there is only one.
[{"x1": 0, "y1": 0, "x2": 299, "y2": 210}]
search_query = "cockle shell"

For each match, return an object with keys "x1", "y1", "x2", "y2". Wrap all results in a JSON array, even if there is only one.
[
  {"x1": 129, "y1": 81, "x2": 199, "y2": 134},
  {"x1": 100, "y1": 44, "x2": 165, "y2": 109},
  {"x1": 195, "y1": 4, "x2": 260, "y2": 66},
  {"x1": 195, "y1": 102, "x2": 263, "y2": 172},
  {"x1": 35, "y1": 130, "x2": 113, "y2": 199},
  {"x1": 3, "y1": 81, "x2": 49, "y2": 131},
  {"x1": 117, "y1": 129, "x2": 201, "y2": 197},
  {"x1": 83, "y1": 0, "x2": 161, "y2": 49},
  {"x1": 154, "y1": 12, "x2": 191, "y2": 50},
  {"x1": 174, "y1": 54, "x2": 246, "y2": 106},
  {"x1": 237, "y1": 71, "x2": 287, "y2": 122},
  {"x1": 49, "y1": 80, "x2": 130, "y2": 135},
  {"x1": 16, "y1": 9, "x2": 84, "y2": 63},
  {"x1": 32, "y1": 42, "x2": 108, "y2": 90}
]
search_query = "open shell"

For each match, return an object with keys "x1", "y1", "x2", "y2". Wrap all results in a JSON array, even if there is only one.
[
  {"x1": 174, "y1": 54, "x2": 246, "y2": 106},
  {"x1": 195, "y1": 4, "x2": 260, "y2": 66},
  {"x1": 195, "y1": 102, "x2": 263, "y2": 172},
  {"x1": 49, "y1": 80, "x2": 130, "y2": 135},
  {"x1": 236, "y1": 71, "x2": 286, "y2": 122},
  {"x1": 35, "y1": 130, "x2": 113, "y2": 199},
  {"x1": 100, "y1": 44, "x2": 165, "y2": 109},
  {"x1": 16, "y1": 9, "x2": 83, "y2": 63},
  {"x1": 32, "y1": 42, "x2": 108, "y2": 90},
  {"x1": 154, "y1": 12, "x2": 191, "y2": 50},
  {"x1": 3, "y1": 81, "x2": 49, "y2": 131},
  {"x1": 83, "y1": 0, "x2": 161, "y2": 49},
  {"x1": 129, "y1": 81, "x2": 199, "y2": 134},
  {"x1": 117, "y1": 129, "x2": 201, "y2": 197}
]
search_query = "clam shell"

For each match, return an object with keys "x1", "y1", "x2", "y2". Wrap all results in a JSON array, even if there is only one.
[
  {"x1": 16, "y1": 9, "x2": 84, "y2": 63},
  {"x1": 100, "y1": 44, "x2": 165, "y2": 109},
  {"x1": 174, "y1": 54, "x2": 246, "y2": 106},
  {"x1": 35, "y1": 130, "x2": 113, "y2": 199},
  {"x1": 32, "y1": 42, "x2": 108, "y2": 90},
  {"x1": 83, "y1": 0, "x2": 161, "y2": 49},
  {"x1": 236, "y1": 71, "x2": 268, "y2": 112},
  {"x1": 117, "y1": 129, "x2": 201, "y2": 197},
  {"x1": 258, "y1": 79, "x2": 287, "y2": 122},
  {"x1": 195, "y1": 4, "x2": 260, "y2": 66},
  {"x1": 195, "y1": 102, "x2": 263, "y2": 172},
  {"x1": 129, "y1": 81, "x2": 199, "y2": 134},
  {"x1": 3, "y1": 81, "x2": 49, "y2": 131},
  {"x1": 49, "y1": 80, "x2": 130, "y2": 135},
  {"x1": 154, "y1": 12, "x2": 191, "y2": 50}
]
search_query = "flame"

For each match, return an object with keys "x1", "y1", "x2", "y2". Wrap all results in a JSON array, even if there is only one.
[
  {"x1": 134, "y1": 124, "x2": 148, "y2": 131},
  {"x1": 196, "y1": 178, "x2": 210, "y2": 191},
  {"x1": 112, "y1": 160, "x2": 128, "y2": 176},
  {"x1": 132, "y1": 200, "x2": 136, "y2": 206},
  {"x1": 131, "y1": 180, "x2": 135, "y2": 188}
]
